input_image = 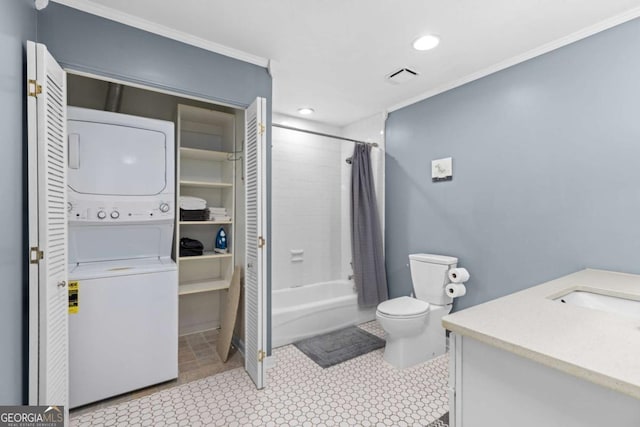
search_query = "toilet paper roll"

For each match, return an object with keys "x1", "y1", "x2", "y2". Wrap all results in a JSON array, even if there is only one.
[
  {"x1": 445, "y1": 283, "x2": 467, "y2": 298},
  {"x1": 448, "y1": 267, "x2": 470, "y2": 283}
]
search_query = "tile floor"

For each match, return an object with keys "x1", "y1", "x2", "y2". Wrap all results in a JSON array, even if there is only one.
[
  {"x1": 71, "y1": 321, "x2": 449, "y2": 426},
  {"x1": 71, "y1": 329, "x2": 243, "y2": 418},
  {"x1": 178, "y1": 329, "x2": 244, "y2": 381}
]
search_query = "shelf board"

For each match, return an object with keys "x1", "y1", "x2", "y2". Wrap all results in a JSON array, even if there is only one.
[
  {"x1": 180, "y1": 180, "x2": 232, "y2": 189},
  {"x1": 179, "y1": 105, "x2": 235, "y2": 134},
  {"x1": 179, "y1": 252, "x2": 232, "y2": 262},
  {"x1": 179, "y1": 279, "x2": 230, "y2": 295},
  {"x1": 179, "y1": 220, "x2": 233, "y2": 225},
  {"x1": 180, "y1": 147, "x2": 229, "y2": 162}
]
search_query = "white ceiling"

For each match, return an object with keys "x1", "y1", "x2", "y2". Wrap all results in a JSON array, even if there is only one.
[{"x1": 55, "y1": 0, "x2": 640, "y2": 126}]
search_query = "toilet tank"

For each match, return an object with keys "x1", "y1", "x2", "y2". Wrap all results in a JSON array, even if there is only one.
[{"x1": 410, "y1": 254, "x2": 458, "y2": 305}]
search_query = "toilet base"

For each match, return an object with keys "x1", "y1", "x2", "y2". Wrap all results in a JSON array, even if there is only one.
[{"x1": 381, "y1": 304, "x2": 451, "y2": 369}]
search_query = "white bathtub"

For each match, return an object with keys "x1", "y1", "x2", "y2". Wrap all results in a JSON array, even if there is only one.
[{"x1": 272, "y1": 280, "x2": 376, "y2": 348}]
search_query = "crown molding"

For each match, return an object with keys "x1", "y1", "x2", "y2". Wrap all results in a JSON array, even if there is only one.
[
  {"x1": 389, "y1": 7, "x2": 640, "y2": 113},
  {"x1": 51, "y1": 0, "x2": 269, "y2": 68}
]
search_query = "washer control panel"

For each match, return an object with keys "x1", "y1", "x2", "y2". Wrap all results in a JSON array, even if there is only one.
[{"x1": 68, "y1": 198, "x2": 174, "y2": 222}]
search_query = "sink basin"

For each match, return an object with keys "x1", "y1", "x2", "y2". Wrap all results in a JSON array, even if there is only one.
[{"x1": 554, "y1": 290, "x2": 640, "y2": 321}]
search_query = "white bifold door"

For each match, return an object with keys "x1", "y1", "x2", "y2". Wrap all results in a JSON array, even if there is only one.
[
  {"x1": 244, "y1": 97, "x2": 268, "y2": 389},
  {"x1": 27, "y1": 41, "x2": 69, "y2": 413}
]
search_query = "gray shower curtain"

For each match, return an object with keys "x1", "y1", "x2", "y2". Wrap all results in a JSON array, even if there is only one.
[{"x1": 350, "y1": 143, "x2": 388, "y2": 307}]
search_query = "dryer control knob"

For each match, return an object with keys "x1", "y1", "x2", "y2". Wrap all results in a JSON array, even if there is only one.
[
  {"x1": 159, "y1": 203, "x2": 170, "y2": 213},
  {"x1": 110, "y1": 211, "x2": 120, "y2": 219},
  {"x1": 97, "y1": 210, "x2": 107, "y2": 220}
]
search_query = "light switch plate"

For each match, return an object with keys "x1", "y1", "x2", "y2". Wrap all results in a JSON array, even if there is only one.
[{"x1": 432, "y1": 157, "x2": 453, "y2": 182}]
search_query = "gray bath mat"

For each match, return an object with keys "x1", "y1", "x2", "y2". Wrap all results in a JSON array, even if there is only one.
[
  {"x1": 293, "y1": 326, "x2": 385, "y2": 368},
  {"x1": 427, "y1": 412, "x2": 449, "y2": 427}
]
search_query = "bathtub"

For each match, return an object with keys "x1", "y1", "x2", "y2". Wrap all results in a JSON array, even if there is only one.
[{"x1": 272, "y1": 280, "x2": 376, "y2": 348}]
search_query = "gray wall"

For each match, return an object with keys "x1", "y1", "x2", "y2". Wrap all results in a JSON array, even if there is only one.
[
  {"x1": 36, "y1": 4, "x2": 273, "y2": 350},
  {"x1": 385, "y1": 18, "x2": 640, "y2": 311},
  {"x1": 0, "y1": 0, "x2": 36, "y2": 404},
  {"x1": 37, "y1": 4, "x2": 270, "y2": 109}
]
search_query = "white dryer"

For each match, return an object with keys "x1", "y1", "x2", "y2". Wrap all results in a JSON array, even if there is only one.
[{"x1": 66, "y1": 107, "x2": 178, "y2": 408}]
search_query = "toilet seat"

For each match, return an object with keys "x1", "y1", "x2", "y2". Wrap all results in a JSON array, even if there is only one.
[{"x1": 377, "y1": 296, "x2": 430, "y2": 318}]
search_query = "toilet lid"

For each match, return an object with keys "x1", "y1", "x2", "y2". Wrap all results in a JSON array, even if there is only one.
[{"x1": 377, "y1": 296, "x2": 429, "y2": 317}]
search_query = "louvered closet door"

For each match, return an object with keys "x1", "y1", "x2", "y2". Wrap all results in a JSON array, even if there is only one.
[
  {"x1": 27, "y1": 41, "x2": 69, "y2": 410},
  {"x1": 244, "y1": 97, "x2": 267, "y2": 389}
]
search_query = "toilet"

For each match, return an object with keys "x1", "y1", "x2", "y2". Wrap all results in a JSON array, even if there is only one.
[{"x1": 376, "y1": 253, "x2": 458, "y2": 369}]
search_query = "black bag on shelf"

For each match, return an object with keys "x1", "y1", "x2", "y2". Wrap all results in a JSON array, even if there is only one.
[{"x1": 180, "y1": 237, "x2": 204, "y2": 257}]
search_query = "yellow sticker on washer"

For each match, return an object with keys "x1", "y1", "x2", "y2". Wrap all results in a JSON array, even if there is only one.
[{"x1": 68, "y1": 281, "x2": 79, "y2": 314}]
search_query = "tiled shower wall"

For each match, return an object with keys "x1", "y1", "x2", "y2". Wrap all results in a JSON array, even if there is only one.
[
  {"x1": 272, "y1": 120, "x2": 345, "y2": 290},
  {"x1": 272, "y1": 114, "x2": 386, "y2": 291}
]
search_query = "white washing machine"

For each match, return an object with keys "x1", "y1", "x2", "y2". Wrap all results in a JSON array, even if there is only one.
[{"x1": 66, "y1": 107, "x2": 178, "y2": 408}]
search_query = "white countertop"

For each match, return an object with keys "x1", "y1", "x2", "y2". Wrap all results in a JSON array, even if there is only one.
[{"x1": 442, "y1": 269, "x2": 640, "y2": 399}]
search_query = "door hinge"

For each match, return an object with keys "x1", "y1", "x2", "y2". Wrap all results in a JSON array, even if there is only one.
[
  {"x1": 30, "y1": 246, "x2": 44, "y2": 264},
  {"x1": 259, "y1": 123, "x2": 265, "y2": 135},
  {"x1": 28, "y1": 79, "x2": 42, "y2": 98},
  {"x1": 258, "y1": 236, "x2": 266, "y2": 249},
  {"x1": 258, "y1": 349, "x2": 266, "y2": 362}
]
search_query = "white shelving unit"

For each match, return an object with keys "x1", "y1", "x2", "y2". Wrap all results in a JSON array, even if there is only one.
[{"x1": 176, "y1": 104, "x2": 237, "y2": 334}]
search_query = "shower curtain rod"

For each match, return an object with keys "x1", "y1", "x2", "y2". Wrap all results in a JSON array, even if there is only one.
[{"x1": 272, "y1": 123, "x2": 379, "y2": 147}]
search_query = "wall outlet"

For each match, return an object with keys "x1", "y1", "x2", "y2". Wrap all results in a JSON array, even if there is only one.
[{"x1": 432, "y1": 157, "x2": 453, "y2": 182}]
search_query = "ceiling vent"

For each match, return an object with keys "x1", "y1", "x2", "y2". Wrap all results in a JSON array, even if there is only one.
[{"x1": 386, "y1": 68, "x2": 419, "y2": 84}]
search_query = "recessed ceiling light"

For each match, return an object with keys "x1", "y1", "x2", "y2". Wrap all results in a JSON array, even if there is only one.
[
  {"x1": 413, "y1": 34, "x2": 440, "y2": 51},
  {"x1": 298, "y1": 107, "x2": 314, "y2": 115}
]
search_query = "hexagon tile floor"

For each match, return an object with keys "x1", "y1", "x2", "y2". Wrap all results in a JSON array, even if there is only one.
[{"x1": 71, "y1": 322, "x2": 449, "y2": 426}]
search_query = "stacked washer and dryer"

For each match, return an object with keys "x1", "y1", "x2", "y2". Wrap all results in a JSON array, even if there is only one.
[{"x1": 67, "y1": 107, "x2": 178, "y2": 408}]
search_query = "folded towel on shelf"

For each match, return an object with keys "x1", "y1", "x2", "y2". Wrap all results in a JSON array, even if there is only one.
[
  {"x1": 207, "y1": 206, "x2": 231, "y2": 222},
  {"x1": 180, "y1": 196, "x2": 207, "y2": 210},
  {"x1": 207, "y1": 207, "x2": 227, "y2": 213},
  {"x1": 180, "y1": 209, "x2": 208, "y2": 221}
]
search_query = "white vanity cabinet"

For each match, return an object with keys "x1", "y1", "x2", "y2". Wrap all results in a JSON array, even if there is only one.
[
  {"x1": 444, "y1": 269, "x2": 640, "y2": 427},
  {"x1": 448, "y1": 333, "x2": 640, "y2": 427}
]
